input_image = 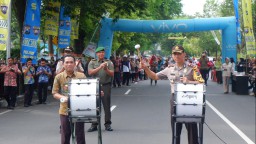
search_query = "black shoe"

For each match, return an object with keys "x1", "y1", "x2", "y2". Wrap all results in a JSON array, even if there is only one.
[
  {"x1": 87, "y1": 126, "x2": 97, "y2": 132},
  {"x1": 37, "y1": 102, "x2": 42, "y2": 104},
  {"x1": 24, "y1": 105, "x2": 29, "y2": 107},
  {"x1": 224, "y1": 92, "x2": 228, "y2": 94},
  {"x1": 28, "y1": 104, "x2": 33, "y2": 106},
  {"x1": 105, "y1": 125, "x2": 113, "y2": 131},
  {"x1": 43, "y1": 102, "x2": 47, "y2": 104}
]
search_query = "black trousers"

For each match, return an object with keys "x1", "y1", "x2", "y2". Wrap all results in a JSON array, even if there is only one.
[
  {"x1": 24, "y1": 84, "x2": 34, "y2": 105},
  {"x1": 4, "y1": 86, "x2": 17, "y2": 107},
  {"x1": 60, "y1": 115, "x2": 85, "y2": 144},
  {"x1": 216, "y1": 71, "x2": 223, "y2": 84},
  {"x1": 200, "y1": 69, "x2": 209, "y2": 85},
  {"x1": 37, "y1": 82, "x2": 48, "y2": 103},
  {"x1": 122, "y1": 72, "x2": 130, "y2": 85},
  {"x1": 113, "y1": 72, "x2": 121, "y2": 87},
  {"x1": 170, "y1": 94, "x2": 199, "y2": 144}
]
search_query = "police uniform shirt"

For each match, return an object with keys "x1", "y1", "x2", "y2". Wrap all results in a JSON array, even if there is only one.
[
  {"x1": 156, "y1": 63, "x2": 195, "y2": 94},
  {"x1": 88, "y1": 59, "x2": 114, "y2": 84}
]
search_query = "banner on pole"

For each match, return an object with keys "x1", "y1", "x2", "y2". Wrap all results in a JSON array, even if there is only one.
[
  {"x1": 233, "y1": 0, "x2": 242, "y2": 44},
  {"x1": 0, "y1": 0, "x2": 11, "y2": 51},
  {"x1": 44, "y1": 0, "x2": 61, "y2": 36},
  {"x1": 21, "y1": 0, "x2": 41, "y2": 64},
  {"x1": 83, "y1": 42, "x2": 96, "y2": 58},
  {"x1": 242, "y1": 0, "x2": 256, "y2": 57},
  {"x1": 58, "y1": 6, "x2": 71, "y2": 48}
]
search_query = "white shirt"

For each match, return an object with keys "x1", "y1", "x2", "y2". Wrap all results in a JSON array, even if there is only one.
[{"x1": 222, "y1": 62, "x2": 232, "y2": 77}]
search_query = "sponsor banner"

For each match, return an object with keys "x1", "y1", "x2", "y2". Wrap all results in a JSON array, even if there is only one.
[
  {"x1": 233, "y1": 0, "x2": 242, "y2": 44},
  {"x1": 44, "y1": 0, "x2": 61, "y2": 36},
  {"x1": 21, "y1": 0, "x2": 41, "y2": 64},
  {"x1": 58, "y1": 6, "x2": 71, "y2": 48},
  {"x1": 0, "y1": 0, "x2": 10, "y2": 51},
  {"x1": 71, "y1": 8, "x2": 80, "y2": 40},
  {"x1": 82, "y1": 42, "x2": 96, "y2": 58},
  {"x1": 242, "y1": 0, "x2": 256, "y2": 57}
]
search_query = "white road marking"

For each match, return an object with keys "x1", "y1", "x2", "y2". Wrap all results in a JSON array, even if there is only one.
[
  {"x1": 125, "y1": 89, "x2": 131, "y2": 95},
  {"x1": 0, "y1": 110, "x2": 12, "y2": 115},
  {"x1": 206, "y1": 100, "x2": 255, "y2": 144},
  {"x1": 111, "y1": 105, "x2": 116, "y2": 111}
]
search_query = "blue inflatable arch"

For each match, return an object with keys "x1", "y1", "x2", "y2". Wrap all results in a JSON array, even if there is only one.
[{"x1": 98, "y1": 16, "x2": 237, "y2": 62}]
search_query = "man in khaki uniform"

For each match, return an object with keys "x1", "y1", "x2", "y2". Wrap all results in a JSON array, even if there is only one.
[
  {"x1": 87, "y1": 47, "x2": 114, "y2": 132},
  {"x1": 52, "y1": 55, "x2": 86, "y2": 144},
  {"x1": 141, "y1": 45, "x2": 204, "y2": 144}
]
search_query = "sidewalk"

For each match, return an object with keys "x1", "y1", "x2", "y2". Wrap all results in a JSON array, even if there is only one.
[{"x1": 0, "y1": 90, "x2": 54, "y2": 109}]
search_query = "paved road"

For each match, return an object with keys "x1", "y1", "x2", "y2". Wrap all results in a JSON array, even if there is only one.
[{"x1": 0, "y1": 79, "x2": 255, "y2": 144}]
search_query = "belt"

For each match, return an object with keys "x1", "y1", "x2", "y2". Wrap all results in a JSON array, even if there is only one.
[{"x1": 101, "y1": 82, "x2": 111, "y2": 86}]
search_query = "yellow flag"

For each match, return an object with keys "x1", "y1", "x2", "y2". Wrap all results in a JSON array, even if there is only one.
[
  {"x1": 242, "y1": 0, "x2": 256, "y2": 57},
  {"x1": 44, "y1": 0, "x2": 61, "y2": 36},
  {"x1": 0, "y1": 0, "x2": 11, "y2": 51}
]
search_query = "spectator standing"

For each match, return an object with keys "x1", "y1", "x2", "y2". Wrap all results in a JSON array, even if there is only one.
[
  {"x1": 111, "y1": 56, "x2": 121, "y2": 87},
  {"x1": 149, "y1": 55, "x2": 158, "y2": 85},
  {"x1": 121, "y1": 55, "x2": 131, "y2": 86},
  {"x1": 215, "y1": 57, "x2": 223, "y2": 84},
  {"x1": 22, "y1": 58, "x2": 36, "y2": 107},
  {"x1": 36, "y1": 58, "x2": 52, "y2": 104},
  {"x1": 199, "y1": 52, "x2": 209, "y2": 85},
  {"x1": 0, "y1": 58, "x2": 22, "y2": 109},
  {"x1": 222, "y1": 57, "x2": 232, "y2": 94}
]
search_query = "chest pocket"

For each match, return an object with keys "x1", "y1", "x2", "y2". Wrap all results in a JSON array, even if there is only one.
[
  {"x1": 93, "y1": 63, "x2": 100, "y2": 69},
  {"x1": 169, "y1": 72, "x2": 177, "y2": 81}
]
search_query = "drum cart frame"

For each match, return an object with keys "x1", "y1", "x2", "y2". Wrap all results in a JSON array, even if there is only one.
[
  {"x1": 171, "y1": 83, "x2": 206, "y2": 144},
  {"x1": 68, "y1": 78, "x2": 102, "y2": 144}
]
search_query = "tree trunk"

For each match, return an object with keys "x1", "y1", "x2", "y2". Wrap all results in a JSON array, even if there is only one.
[
  {"x1": 13, "y1": 0, "x2": 26, "y2": 48},
  {"x1": 74, "y1": 6, "x2": 86, "y2": 54},
  {"x1": 48, "y1": 35, "x2": 54, "y2": 57}
]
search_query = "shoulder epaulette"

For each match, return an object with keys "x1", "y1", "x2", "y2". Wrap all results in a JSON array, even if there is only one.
[{"x1": 91, "y1": 59, "x2": 97, "y2": 61}]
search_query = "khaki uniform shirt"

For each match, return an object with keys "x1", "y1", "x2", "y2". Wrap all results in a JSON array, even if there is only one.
[
  {"x1": 52, "y1": 71, "x2": 86, "y2": 115},
  {"x1": 88, "y1": 59, "x2": 114, "y2": 84},
  {"x1": 157, "y1": 63, "x2": 203, "y2": 94}
]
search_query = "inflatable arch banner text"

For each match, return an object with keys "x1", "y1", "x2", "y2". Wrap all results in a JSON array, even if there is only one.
[{"x1": 98, "y1": 17, "x2": 237, "y2": 63}]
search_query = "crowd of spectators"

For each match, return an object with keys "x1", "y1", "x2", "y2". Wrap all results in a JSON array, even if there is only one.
[{"x1": 0, "y1": 51, "x2": 255, "y2": 109}]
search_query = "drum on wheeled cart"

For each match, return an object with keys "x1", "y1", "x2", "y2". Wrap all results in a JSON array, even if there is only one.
[
  {"x1": 68, "y1": 78, "x2": 102, "y2": 144},
  {"x1": 172, "y1": 83, "x2": 206, "y2": 144}
]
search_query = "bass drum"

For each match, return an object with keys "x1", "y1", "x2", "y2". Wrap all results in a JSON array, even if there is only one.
[{"x1": 68, "y1": 78, "x2": 100, "y2": 122}]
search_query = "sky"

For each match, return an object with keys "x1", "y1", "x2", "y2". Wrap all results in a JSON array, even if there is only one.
[{"x1": 181, "y1": 0, "x2": 224, "y2": 15}]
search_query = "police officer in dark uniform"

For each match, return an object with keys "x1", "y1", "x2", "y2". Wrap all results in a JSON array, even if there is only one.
[
  {"x1": 87, "y1": 47, "x2": 114, "y2": 132},
  {"x1": 141, "y1": 45, "x2": 204, "y2": 144}
]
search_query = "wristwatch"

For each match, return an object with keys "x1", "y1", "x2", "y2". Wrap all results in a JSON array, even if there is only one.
[{"x1": 60, "y1": 97, "x2": 67, "y2": 103}]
